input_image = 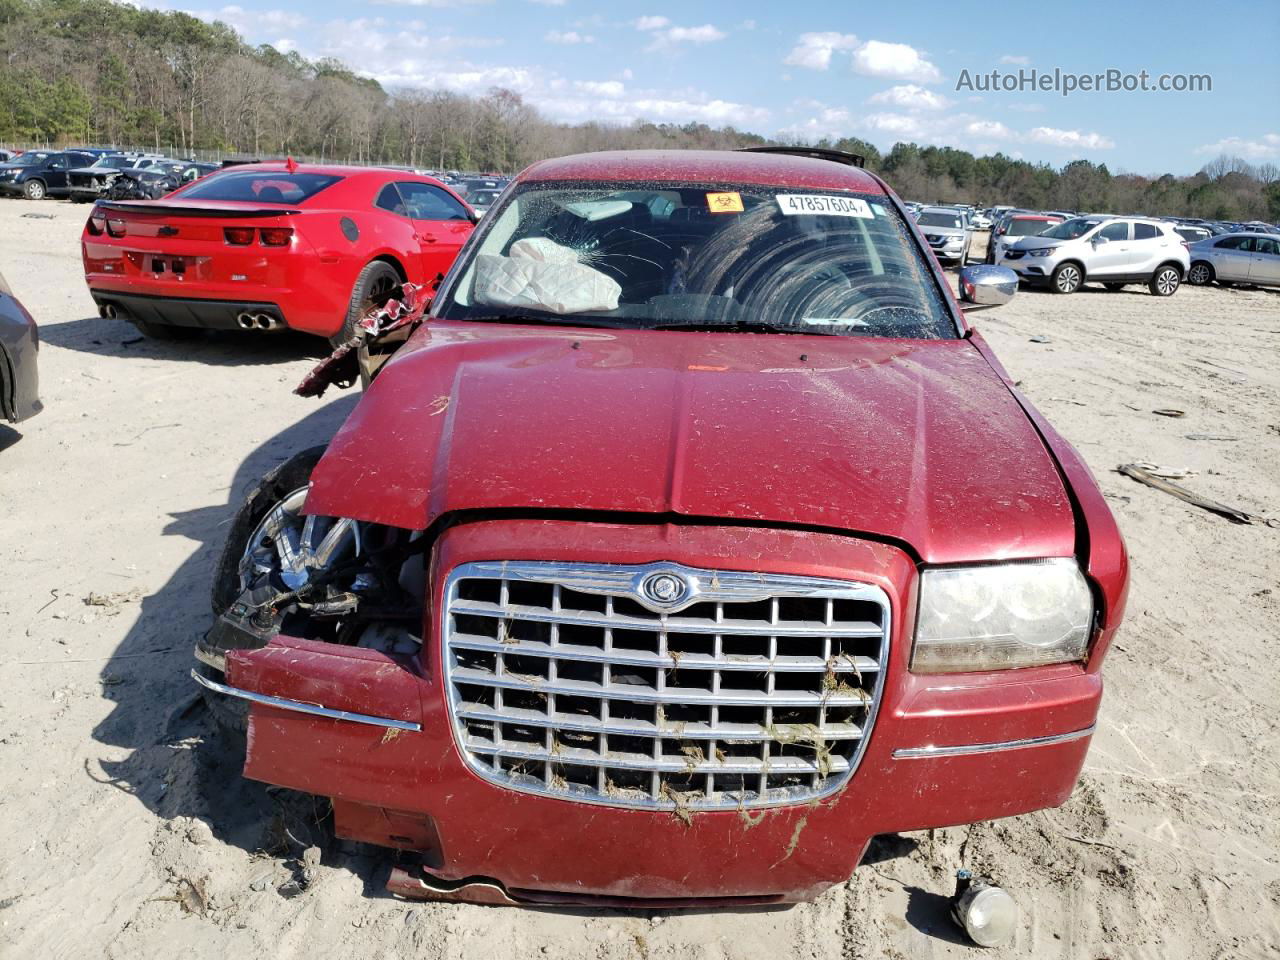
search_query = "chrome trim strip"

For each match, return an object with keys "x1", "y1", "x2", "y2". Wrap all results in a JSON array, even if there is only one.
[
  {"x1": 450, "y1": 598, "x2": 883, "y2": 637},
  {"x1": 892, "y1": 724, "x2": 1095, "y2": 760},
  {"x1": 189, "y1": 668, "x2": 421, "y2": 732}
]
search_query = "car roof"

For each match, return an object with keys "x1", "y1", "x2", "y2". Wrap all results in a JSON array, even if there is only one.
[
  {"x1": 519, "y1": 150, "x2": 886, "y2": 194},
  {"x1": 1012, "y1": 214, "x2": 1062, "y2": 221}
]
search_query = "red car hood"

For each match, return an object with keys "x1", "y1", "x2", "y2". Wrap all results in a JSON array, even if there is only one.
[{"x1": 306, "y1": 322, "x2": 1075, "y2": 564}]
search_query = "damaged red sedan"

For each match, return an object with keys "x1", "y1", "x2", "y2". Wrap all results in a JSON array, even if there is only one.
[
  {"x1": 193, "y1": 148, "x2": 1128, "y2": 907},
  {"x1": 81, "y1": 162, "x2": 476, "y2": 340}
]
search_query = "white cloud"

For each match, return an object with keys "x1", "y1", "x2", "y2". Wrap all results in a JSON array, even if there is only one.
[
  {"x1": 367, "y1": 61, "x2": 539, "y2": 95},
  {"x1": 1195, "y1": 133, "x2": 1280, "y2": 161},
  {"x1": 1028, "y1": 126, "x2": 1115, "y2": 150},
  {"x1": 575, "y1": 79, "x2": 625, "y2": 97},
  {"x1": 783, "y1": 32, "x2": 858, "y2": 71},
  {"x1": 635, "y1": 17, "x2": 725, "y2": 50},
  {"x1": 182, "y1": 5, "x2": 307, "y2": 34},
  {"x1": 966, "y1": 120, "x2": 1013, "y2": 139},
  {"x1": 999, "y1": 54, "x2": 1030, "y2": 65},
  {"x1": 868, "y1": 84, "x2": 949, "y2": 111},
  {"x1": 273, "y1": 37, "x2": 295, "y2": 53},
  {"x1": 546, "y1": 30, "x2": 594, "y2": 44},
  {"x1": 317, "y1": 17, "x2": 503, "y2": 58},
  {"x1": 851, "y1": 40, "x2": 942, "y2": 84},
  {"x1": 370, "y1": 0, "x2": 492, "y2": 5},
  {"x1": 538, "y1": 93, "x2": 769, "y2": 126},
  {"x1": 778, "y1": 103, "x2": 1094, "y2": 156},
  {"x1": 527, "y1": 0, "x2": 566, "y2": 5}
]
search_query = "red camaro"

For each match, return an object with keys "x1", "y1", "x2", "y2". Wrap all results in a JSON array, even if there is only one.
[{"x1": 80, "y1": 162, "x2": 477, "y2": 340}]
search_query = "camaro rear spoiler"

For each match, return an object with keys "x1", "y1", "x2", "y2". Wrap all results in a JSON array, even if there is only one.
[{"x1": 94, "y1": 201, "x2": 301, "y2": 218}]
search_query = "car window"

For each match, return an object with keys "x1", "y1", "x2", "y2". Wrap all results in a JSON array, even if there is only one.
[
  {"x1": 1133, "y1": 223, "x2": 1159, "y2": 240},
  {"x1": 179, "y1": 171, "x2": 341, "y2": 204},
  {"x1": 1099, "y1": 222, "x2": 1130, "y2": 242},
  {"x1": 437, "y1": 180, "x2": 957, "y2": 340},
  {"x1": 1255, "y1": 238, "x2": 1279, "y2": 256},
  {"x1": 375, "y1": 183, "x2": 406, "y2": 215},
  {"x1": 1007, "y1": 218, "x2": 1057, "y2": 237},
  {"x1": 395, "y1": 181, "x2": 472, "y2": 221},
  {"x1": 1043, "y1": 218, "x2": 1102, "y2": 240},
  {"x1": 1215, "y1": 237, "x2": 1241, "y2": 250},
  {"x1": 917, "y1": 211, "x2": 962, "y2": 229}
]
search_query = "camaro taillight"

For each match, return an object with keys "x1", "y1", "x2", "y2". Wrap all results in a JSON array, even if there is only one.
[
  {"x1": 106, "y1": 218, "x2": 127, "y2": 238},
  {"x1": 259, "y1": 227, "x2": 294, "y2": 247},
  {"x1": 87, "y1": 210, "x2": 106, "y2": 235},
  {"x1": 224, "y1": 227, "x2": 255, "y2": 245}
]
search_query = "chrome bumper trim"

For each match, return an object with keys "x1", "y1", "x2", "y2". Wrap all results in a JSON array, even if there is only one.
[
  {"x1": 892, "y1": 724, "x2": 1094, "y2": 760},
  {"x1": 189, "y1": 668, "x2": 421, "y2": 732}
]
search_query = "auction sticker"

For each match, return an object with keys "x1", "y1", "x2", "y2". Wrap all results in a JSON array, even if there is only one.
[{"x1": 776, "y1": 194, "x2": 874, "y2": 218}]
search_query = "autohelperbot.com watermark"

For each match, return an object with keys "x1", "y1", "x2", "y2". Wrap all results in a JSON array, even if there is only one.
[{"x1": 956, "y1": 67, "x2": 1212, "y2": 97}]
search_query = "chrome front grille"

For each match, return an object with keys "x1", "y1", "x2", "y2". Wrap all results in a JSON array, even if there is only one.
[{"x1": 442, "y1": 561, "x2": 891, "y2": 811}]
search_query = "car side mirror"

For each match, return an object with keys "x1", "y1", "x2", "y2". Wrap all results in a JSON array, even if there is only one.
[
  {"x1": 1092, "y1": 235, "x2": 1109, "y2": 246},
  {"x1": 958, "y1": 264, "x2": 1017, "y2": 308},
  {"x1": 468, "y1": 209, "x2": 481, "y2": 224}
]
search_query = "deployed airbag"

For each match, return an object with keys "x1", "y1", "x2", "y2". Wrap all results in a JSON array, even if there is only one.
[{"x1": 474, "y1": 238, "x2": 621, "y2": 314}]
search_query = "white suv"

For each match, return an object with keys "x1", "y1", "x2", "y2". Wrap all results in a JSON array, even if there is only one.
[{"x1": 1000, "y1": 216, "x2": 1189, "y2": 295}]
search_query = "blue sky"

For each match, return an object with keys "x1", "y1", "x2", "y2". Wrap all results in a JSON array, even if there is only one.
[{"x1": 139, "y1": 0, "x2": 1277, "y2": 174}]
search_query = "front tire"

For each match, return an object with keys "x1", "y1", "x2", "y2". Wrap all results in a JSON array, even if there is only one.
[
  {"x1": 1187, "y1": 261, "x2": 1214, "y2": 286},
  {"x1": 1051, "y1": 262, "x2": 1082, "y2": 294},
  {"x1": 330, "y1": 260, "x2": 402, "y2": 348},
  {"x1": 1148, "y1": 265, "x2": 1181, "y2": 297},
  {"x1": 23, "y1": 179, "x2": 46, "y2": 200},
  {"x1": 205, "y1": 447, "x2": 329, "y2": 735}
]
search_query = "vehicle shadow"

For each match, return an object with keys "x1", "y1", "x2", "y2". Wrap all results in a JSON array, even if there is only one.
[
  {"x1": 0, "y1": 423, "x2": 22, "y2": 453},
  {"x1": 904, "y1": 886, "x2": 969, "y2": 945},
  {"x1": 38, "y1": 313, "x2": 326, "y2": 366},
  {"x1": 88, "y1": 392, "x2": 370, "y2": 892}
]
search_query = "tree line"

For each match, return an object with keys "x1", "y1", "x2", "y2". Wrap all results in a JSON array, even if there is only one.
[{"x1": 1, "y1": 0, "x2": 1277, "y2": 221}]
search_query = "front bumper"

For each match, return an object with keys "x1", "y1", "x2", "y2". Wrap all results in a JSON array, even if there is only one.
[
  {"x1": 0, "y1": 180, "x2": 25, "y2": 196},
  {"x1": 203, "y1": 519, "x2": 1107, "y2": 905}
]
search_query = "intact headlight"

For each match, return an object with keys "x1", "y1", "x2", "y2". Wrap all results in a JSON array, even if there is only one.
[
  {"x1": 912, "y1": 559, "x2": 1093, "y2": 673},
  {"x1": 1025, "y1": 247, "x2": 1056, "y2": 257}
]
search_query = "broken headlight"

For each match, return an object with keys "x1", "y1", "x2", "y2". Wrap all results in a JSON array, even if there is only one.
[
  {"x1": 911, "y1": 559, "x2": 1093, "y2": 673},
  {"x1": 205, "y1": 487, "x2": 424, "y2": 664}
]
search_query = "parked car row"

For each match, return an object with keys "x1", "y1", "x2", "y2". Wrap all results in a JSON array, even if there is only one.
[
  {"x1": 0, "y1": 148, "x2": 217, "y2": 202},
  {"x1": 902, "y1": 200, "x2": 1280, "y2": 296}
]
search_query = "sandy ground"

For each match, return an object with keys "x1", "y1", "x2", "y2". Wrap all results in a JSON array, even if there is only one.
[{"x1": 1, "y1": 199, "x2": 1278, "y2": 960}]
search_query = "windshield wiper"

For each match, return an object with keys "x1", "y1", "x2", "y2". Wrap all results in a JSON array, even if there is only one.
[{"x1": 652, "y1": 320, "x2": 838, "y2": 336}]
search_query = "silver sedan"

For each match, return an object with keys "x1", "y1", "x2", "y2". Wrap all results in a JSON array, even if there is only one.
[{"x1": 1186, "y1": 232, "x2": 1280, "y2": 288}]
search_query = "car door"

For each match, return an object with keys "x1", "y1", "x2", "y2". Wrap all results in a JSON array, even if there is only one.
[
  {"x1": 1087, "y1": 220, "x2": 1131, "y2": 276},
  {"x1": 1211, "y1": 236, "x2": 1252, "y2": 281},
  {"x1": 43, "y1": 154, "x2": 70, "y2": 190},
  {"x1": 1130, "y1": 222, "x2": 1175, "y2": 272},
  {"x1": 1248, "y1": 236, "x2": 1280, "y2": 285},
  {"x1": 393, "y1": 180, "x2": 476, "y2": 280}
]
